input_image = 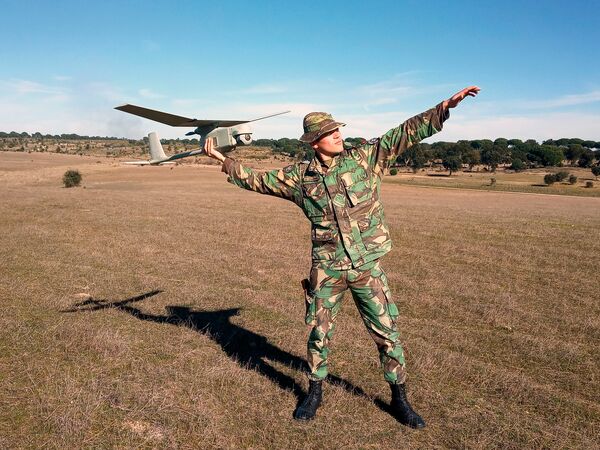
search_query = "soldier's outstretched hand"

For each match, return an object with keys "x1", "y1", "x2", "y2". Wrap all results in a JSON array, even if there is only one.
[
  {"x1": 203, "y1": 137, "x2": 225, "y2": 162},
  {"x1": 444, "y1": 86, "x2": 481, "y2": 109}
]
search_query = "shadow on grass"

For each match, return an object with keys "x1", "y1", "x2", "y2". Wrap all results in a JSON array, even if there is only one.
[{"x1": 61, "y1": 290, "x2": 394, "y2": 418}]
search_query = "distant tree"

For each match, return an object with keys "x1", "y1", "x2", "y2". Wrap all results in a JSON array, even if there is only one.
[
  {"x1": 462, "y1": 148, "x2": 481, "y2": 170},
  {"x1": 530, "y1": 145, "x2": 564, "y2": 167},
  {"x1": 592, "y1": 166, "x2": 600, "y2": 179},
  {"x1": 442, "y1": 155, "x2": 462, "y2": 175},
  {"x1": 510, "y1": 158, "x2": 525, "y2": 172},
  {"x1": 493, "y1": 138, "x2": 508, "y2": 148},
  {"x1": 507, "y1": 138, "x2": 523, "y2": 146},
  {"x1": 544, "y1": 174, "x2": 557, "y2": 185},
  {"x1": 565, "y1": 144, "x2": 584, "y2": 165},
  {"x1": 481, "y1": 146, "x2": 506, "y2": 172},
  {"x1": 578, "y1": 150, "x2": 595, "y2": 168},
  {"x1": 582, "y1": 140, "x2": 596, "y2": 149},
  {"x1": 555, "y1": 171, "x2": 569, "y2": 182},
  {"x1": 401, "y1": 144, "x2": 429, "y2": 173},
  {"x1": 568, "y1": 174, "x2": 578, "y2": 185}
]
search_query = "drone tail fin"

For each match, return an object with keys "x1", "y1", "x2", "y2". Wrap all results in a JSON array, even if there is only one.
[{"x1": 148, "y1": 132, "x2": 167, "y2": 161}]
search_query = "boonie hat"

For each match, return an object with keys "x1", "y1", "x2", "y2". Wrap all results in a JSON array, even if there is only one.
[{"x1": 299, "y1": 112, "x2": 346, "y2": 143}]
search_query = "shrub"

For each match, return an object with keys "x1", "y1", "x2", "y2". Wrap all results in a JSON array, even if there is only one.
[
  {"x1": 544, "y1": 173, "x2": 557, "y2": 185},
  {"x1": 510, "y1": 158, "x2": 525, "y2": 171},
  {"x1": 389, "y1": 168, "x2": 398, "y2": 176},
  {"x1": 585, "y1": 181, "x2": 594, "y2": 188},
  {"x1": 555, "y1": 171, "x2": 569, "y2": 182},
  {"x1": 63, "y1": 169, "x2": 82, "y2": 188},
  {"x1": 490, "y1": 177, "x2": 497, "y2": 186},
  {"x1": 592, "y1": 166, "x2": 600, "y2": 178},
  {"x1": 568, "y1": 174, "x2": 578, "y2": 185}
]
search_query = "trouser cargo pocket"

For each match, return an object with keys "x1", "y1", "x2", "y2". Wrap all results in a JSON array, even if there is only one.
[
  {"x1": 301, "y1": 278, "x2": 317, "y2": 326},
  {"x1": 382, "y1": 284, "x2": 399, "y2": 322}
]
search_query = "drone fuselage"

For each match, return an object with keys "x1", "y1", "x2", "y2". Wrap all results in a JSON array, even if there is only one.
[{"x1": 203, "y1": 123, "x2": 253, "y2": 153}]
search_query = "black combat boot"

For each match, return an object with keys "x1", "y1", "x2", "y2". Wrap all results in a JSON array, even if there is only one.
[
  {"x1": 390, "y1": 383, "x2": 426, "y2": 429},
  {"x1": 293, "y1": 380, "x2": 323, "y2": 421}
]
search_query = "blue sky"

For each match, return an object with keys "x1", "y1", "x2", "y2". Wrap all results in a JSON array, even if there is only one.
[{"x1": 1, "y1": 0, "x2": 599, "y2": 141}]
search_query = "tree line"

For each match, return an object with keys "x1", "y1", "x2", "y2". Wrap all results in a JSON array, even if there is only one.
[
  {"x1": 255, "y1": 137, "x2": 599, "y2": 171},
  {"x1": 2, "y1": 131, "x2": 599, "y2": 171}
]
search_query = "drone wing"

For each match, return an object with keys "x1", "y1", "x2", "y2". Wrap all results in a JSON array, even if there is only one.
[
  {"x1": 115, "y1": 104, "x2": 249, "y2": 127},
  {"x1": 115, "y1": 104, "x2": 290, "y2": 128}
]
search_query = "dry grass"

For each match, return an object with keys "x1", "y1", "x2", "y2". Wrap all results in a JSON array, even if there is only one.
[
  {"x1": 389, "y1": 167, "x2": 600, "y2": 197},
  {"x1": 1, "y1": 151, "x2": 599, "y2": 449}
]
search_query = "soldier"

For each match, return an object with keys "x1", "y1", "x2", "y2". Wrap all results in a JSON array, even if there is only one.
[{"x1": 204, "y1": 86, "x2": 480, "y2": 428}]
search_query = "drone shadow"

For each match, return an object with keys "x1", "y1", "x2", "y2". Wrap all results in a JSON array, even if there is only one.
[{"x1": 61, "y1": 290, "x2": 393, "y2": 416}]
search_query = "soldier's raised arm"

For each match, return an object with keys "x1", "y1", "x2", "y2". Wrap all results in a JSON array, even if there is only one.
[
  {"x1": 203, "y1": 137, "x2": 302, "y2": 203},
  {"x1": 374, "y1": 86, "x2": 480, "y2": 170}
]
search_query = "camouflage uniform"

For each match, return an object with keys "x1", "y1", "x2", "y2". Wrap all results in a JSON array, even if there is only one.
[{"x1": 222, "y1": 102, "x2": 449, "y2": 384}]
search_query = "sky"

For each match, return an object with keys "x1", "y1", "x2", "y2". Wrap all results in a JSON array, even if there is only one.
[{"x1": 1, "y1": 0, "x2": 599, "y2": 142}]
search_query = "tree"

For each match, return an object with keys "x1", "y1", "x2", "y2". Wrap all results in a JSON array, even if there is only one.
[
  {"x1": 530, "y1": 145, "x2": 564, "y2": 167},
  {"x1": 493, "y1": 138, "x2": 508, "y2": 148},
  {"x1": 578, "y1": 150, "x2": 595, "y2": 168},
  {"x1": 555, "y1": 171, "x2": 569, "y2": 182},
  {"x1": 462, "y1": 148, "x2": 481, "y2": 170},
  {"x1": 592, "y1": 166, "x2": 600, "y2": 179},
  {"x1": 544, "y1": 174, "x2": 557, "y2": 185},
  {"x1": 510, "y1": 158, "x2": 525, "y2": 172},
  {"x1": 401, "y1": 144, "x2": 429, "y2": 173},
  {"x1": 442, "y1": 155, "x2": 462, "y2": 175},
  {"x1": 565, "y1": 144, "x2": 584, "y2": 165},
  {"x1": 481, "y1": 146, "x2": 505, "y2": 172}
]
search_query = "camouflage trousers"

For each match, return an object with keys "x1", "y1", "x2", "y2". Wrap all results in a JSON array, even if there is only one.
[{"x1": 302, "y1": 260, "x2": 407, "y2": 384}]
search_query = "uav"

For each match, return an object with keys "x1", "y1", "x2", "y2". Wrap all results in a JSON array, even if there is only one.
[{"x1": 115, "y1": 104, "x2": 289, "y2": 165}]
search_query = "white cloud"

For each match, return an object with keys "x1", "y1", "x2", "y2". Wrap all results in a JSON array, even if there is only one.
[
  {"x1": 0, "y1": 76, "x2": 598, "y2": 142},
  {"x1": 237, "y1": 83, "x2": 289, "y2": 95},
  {"x1": 1, "y1": 79, "x2": 66, "y2": 96},
  {"x1": 439, "y1": 111, "x2": 600, "y2": 141},
  {"x1": 519, "y1": 90, "x2": 600, "y2": 109},
  {"x1": 139, "y1": 88, "x2": 166, "y2": 99}
]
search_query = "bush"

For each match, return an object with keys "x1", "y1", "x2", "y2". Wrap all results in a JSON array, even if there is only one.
[
  {"x1": 592, "y1": 166, "x2": 600, "y2": 178},
  {"x1": 568, "y1": 174, "x2": 578, "y2": 185},
  {"x1": 510, "y1": 158, "x2": 525, "y2": 171},
  {"x1": 585, "y1": 181, "x2": 594, "y2": 188},
  {"x1": 555, "y1": 171, "x2": 569, "y2": 182},
  {"x1": 544, "y1": 173, "x2": 557, "y2": 185},
  {"x1": 63, "y1": 169, "x2": 82, "y2": 188},
  {"x1": 389, "y1": 168, "x2": 398, "y2": 176}
]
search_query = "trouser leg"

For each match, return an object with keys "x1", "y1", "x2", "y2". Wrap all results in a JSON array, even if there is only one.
[
  {"x1": 305, "y1": 265, "x2": 346, "y2": 381},
  {"x1": 348, "y1": 261, "x2": 407, "y2": 384}
]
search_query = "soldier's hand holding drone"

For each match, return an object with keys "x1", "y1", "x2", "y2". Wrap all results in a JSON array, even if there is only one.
[{"x1": 204, "y1": 137, "x2": 225, "y2": 162}]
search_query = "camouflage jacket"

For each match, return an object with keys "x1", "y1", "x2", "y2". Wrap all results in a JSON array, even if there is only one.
[{"x1": 222, "y1": 102, "x2": 449, "y2": 269}]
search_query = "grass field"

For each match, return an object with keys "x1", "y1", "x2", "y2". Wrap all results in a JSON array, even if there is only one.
[
  {"x1": 1, "y1": 151, "x2": 599, "y2": 449},
  {"x1": 387, "y1": 168, "x2": 600, "y2": 197}
]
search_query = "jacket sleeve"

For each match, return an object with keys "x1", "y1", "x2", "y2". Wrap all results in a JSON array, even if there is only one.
[
  {"x1": 373, "y1": 102, "x2": 449, "y2": 170},
  {"x1": 221, "y1": 157, "x2": 302, "y2": 203}
]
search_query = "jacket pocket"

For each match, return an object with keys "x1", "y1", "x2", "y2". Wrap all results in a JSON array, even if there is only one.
[{"x1": 341, "y1": 170, "x2": 372, "y2": 206}]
